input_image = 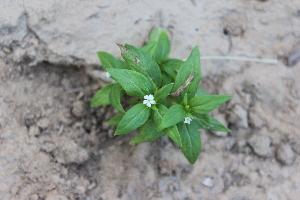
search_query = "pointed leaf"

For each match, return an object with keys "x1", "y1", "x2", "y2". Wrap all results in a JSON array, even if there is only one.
[
  {"x1": 107, "y1": 113, "x2": 125, "y2": 126},
  {"x1": 163, "y1": 126, "x2": 182, "y2": 147},
  {"x1": 178, "y1": 121, "x2": 201, "y2": 164},
  {"x1": 109, "y1": 83, "x2": 125, "y2": 113},
  {"x1": 172, "y1": 46, "x2": 201, "y2": 100},
  {"x1": 119, "y1": 43, "x2": 162, "y2": 88},
  {"x1": 97, "y1": 51, "x2": 127, "y2": 70},
  {"x1": 90, "y1": 83, "x2": 115, "y2": 107},
  {"x1": 154, "y1": 83, "x2": 174, "y2": 103},
  {"x1": 190, "y1": 95, "x2": 232, "y2": 114},
  {"x1": 195, "y1": 87, "x2": 209, "y2": 96},
  {"x1": 107, "y1": 68, "x2": 155, "y2": 99},
  {"x1": 115, "y1": 103, "x2": 150, "y2": 135},
  {"x1": 158, "y1": 104, "x2": 186, "y2": 131},
  {"x1": 193, "y1": 114, "x2": 230, "y2": 132},
  {"x1": 129, "y1": 120, "x2": 165, "y2": 144}
]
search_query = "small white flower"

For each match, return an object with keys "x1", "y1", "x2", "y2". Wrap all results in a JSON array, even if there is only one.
[
  {"x1": 143, "y1": 94, "x2": 156, "y2": 107},
  {"x1": 184, "y1": 117, "x2": 192, "y2": 124},
  {"x1": 105, "y1": 72, "x2": 111, "y2": 78}
]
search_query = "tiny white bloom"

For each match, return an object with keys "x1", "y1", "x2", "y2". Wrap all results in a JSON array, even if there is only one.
[
  {"x1": 105, "y1": 72, "x2": 111, "y2": 78},
  {"x1": 184, "y1": 117, "x2": 192, "y2": 124},
  {"x1": 143, "y1": 94, "x2": 156, "y2": 107}
]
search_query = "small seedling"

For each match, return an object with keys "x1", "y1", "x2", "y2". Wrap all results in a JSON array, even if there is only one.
[{"x1": 91, "y1": 28, "x2": 231, "y2": 164}]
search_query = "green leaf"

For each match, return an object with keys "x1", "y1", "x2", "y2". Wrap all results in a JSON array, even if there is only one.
[
  {"x1": 158, "y1": 104, "x2": 186, "y2": 131},
  {"x1": 115, "y1": 103, "x2": 150, "y2": 135},
  {"x1": 109, "y1": 83, "x2": 125, "y2": 113},
  {"x1": 119, "y1": 43, "x2": 162, "y2": 88},
  {"x1": 107, "y1": 113, "x2": 125, "y2": 126},
  {"x1": 129, "y1": 120, "x2": 165, "y2": 144},
  {"x1": 90, "y1": 83, "x2": 115, "y2": 107},
  {"x1": 140, "y1": 41, "x2": 157, "y2": 58},
  {"x1": 163, "y1": 126, "x2": 182, "y2": 147},
  {"x1": 97, "y1": 51, "x2": 127, "y2": 70},
  {"x1": 154, "y1": 83, "x2": 174, "y2": 103},
  {"x1": 161, "y1": 72, "x2": 174, "y2": 86},
  {"x1": 151, "y1": 104, "x2": 182, "y2": 146},
  {"x1": 147, "y1": 28, "x2": 171, "y2": 63},
  {"x1": 172, "y1": 46, "x2": 201, "y2": 100},
  {"x1": 178, "y1": 121, "x2": 201, "y2": 164},
  {"x1": 182, "y1": 93, "x2": 188, "y2": 106},
  {"x1": 161, "y1": 59, "x2": 184, "y2": 79},
  {"x1": 107, "y1": 68, "x2": 155, "y2": 99},
  {"x1": 193, "y1": 113, "x2": 230, "y2": 132},
  {"x1": 195, "y1": 88, "x2": 209, "y2": 96},
  {"x1": 190, "y1": 95, "x2": 232, "y2": 114}
]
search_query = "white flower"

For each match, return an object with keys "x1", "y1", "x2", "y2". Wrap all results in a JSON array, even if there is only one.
[
  {"x1": 184, "y1": 117, "x2": 192, "y2": 124},
  {"x1": 105, "y1": 72, "x2": 111, "y2": 78},
  {"x1": 143, "y1": 94, "x2": 156, "y2": 107}
]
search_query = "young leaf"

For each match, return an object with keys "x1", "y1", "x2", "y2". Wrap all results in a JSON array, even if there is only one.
[
  {"x1": 182, "y1": 93, "x2": 188, "y2": 106},
  {"x1": 163, "y1": 126, "x2": 182, "y2": 147},
  {"x1": 107, "y1": 68, "x2": 155, "y2": 99},
  {"x1": 193, "y1": 113, "x2": 230, "y2": 132},
  {"x1": 140, "y1": 41, "x2": 157, "y2": 57},
  {"x1": 118, "y1": 43, "x2": 162, "y2": 88},
  {"x1": 178, "y1": 121, "x2": 201, "y2": 164},
  {"x1": 115, "y1": 103, "x2": 150, "y2": 135},
  {"x1": 190, "y1": 95, "x2": 232, "y2": 114},
  {"x1": 129, "y1": 120, "x2": 165, "y2": 144},
  {"x1": 107, "y1": 113, "x2": 125, "y2": 126},
  {"x1": 172, "y1": 46, "x2": 201, "y2": 100},
  {"x1": 154, "y1": 83, "x2": 174, "y2": 103},
  {"x1": 97, "y1": 51, "x2": 127, "y2": 70},
  {"x1": 109, "y1": 83, "x2": 125, "y2": 113},
  {"x1": 151, "y1": 104, "x2": 182, "y2": 146},
  {"x1": 161, "y1": 59, "x2": 184, "y2": 79},
  {"x1": 158, "y1": 104, "x2": 186, "y2": 131},
  {"x1": 146, "y1": 28, "x2": 171, "y2": 63},
  {"x1": 90, "y1": 83, "x2": 115, "y2": 107}
]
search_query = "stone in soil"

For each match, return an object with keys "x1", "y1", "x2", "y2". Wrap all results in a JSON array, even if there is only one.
[
  {"x1": 276, "y1": 144, "x2": 295, "y2": 166},
  {"x1": 248, "y1": 134, "x2": 272, "y2": 157}
]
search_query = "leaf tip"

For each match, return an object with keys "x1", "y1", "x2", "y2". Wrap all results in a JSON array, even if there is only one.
[{"x1": 116, "y1": 43, "x2": 126, "y2": 54}]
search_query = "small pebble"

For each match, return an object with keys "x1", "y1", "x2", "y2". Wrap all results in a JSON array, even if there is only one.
[
  {"x1": 37, "y1": 118, "x2": 50, "y2": 129},
  {"x1": 28, "y1": 125, "x2": 40, "y2": 136},
  {"x1": 287, "y1": 46, "x2": 300, "y2": 67},
  {"x1": 248, "y1": 112, "x2": 264, "y2": 128},
  {"x1": 71, "y1": 101, "x2": 87, "y2": 118},
  {"x1": 228, "y1": 104, "x2": 248, "y2": 129},
  {"x1": 276, "y1": 144, "x2": 295, "y2": 166},
  {"x1": 248, "y1": 134, "x2": 272, "y2": 157},
  {"x1": 202, "y1": 177, "x2": 214, "y2": 188}
]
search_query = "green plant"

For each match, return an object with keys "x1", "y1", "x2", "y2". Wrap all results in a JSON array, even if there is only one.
[{"x1": 91, "y1": 28, "x2": 232, "y2": 164}]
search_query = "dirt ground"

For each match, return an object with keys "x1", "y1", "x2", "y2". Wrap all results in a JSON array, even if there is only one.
[{"x1": 1, "y1": 1, "x2": 300, "y2": 200}]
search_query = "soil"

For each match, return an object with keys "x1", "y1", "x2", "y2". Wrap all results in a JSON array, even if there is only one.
[{"x1": 1, "y1": 1, "x2": 300, "y2": 200}]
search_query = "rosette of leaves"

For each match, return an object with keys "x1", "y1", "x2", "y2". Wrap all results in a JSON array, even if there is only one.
[{"x1": 91, "y1": 28, "x2": 232, "y2": 164}]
